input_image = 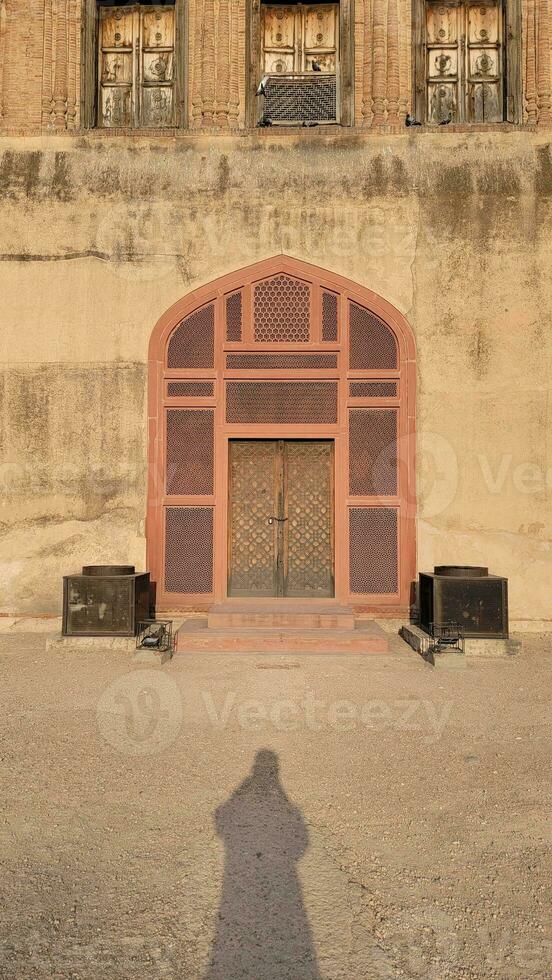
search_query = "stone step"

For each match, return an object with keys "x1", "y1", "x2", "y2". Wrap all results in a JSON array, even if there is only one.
[
  {"x1": 207, "y1": 602, "x2": 355, "y2": 631},
  {"x1": 176, "y1": 618, "x2": 389, "y2": 654}
]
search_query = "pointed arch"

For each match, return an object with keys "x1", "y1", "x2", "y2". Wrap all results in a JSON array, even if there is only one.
[{"x1": 148, "y1": 256, "x2": 416, "y2": 612}]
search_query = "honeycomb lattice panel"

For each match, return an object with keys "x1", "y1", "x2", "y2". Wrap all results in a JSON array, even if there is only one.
[
  {"x1": 349, "y1": 303, "x2": 398, "y2": 370},
  {"x1": 349, "y1": 381, "x2": 397, "y2": 398},
  {"x1": 164, "y1": 507, "x2": 214, "y2": 594},
  {"x1": 322, "y1": 291, "x2": 338, "y2": 342},
  {"x1": 253, "y1": 275, "x2": 310, "y2": 343},
  {"x1": 167, "y1": 382, "x2": 214, "y2": 398},
  {"x1": 349, "y1": 409, "x2": 398, "y2": 496},
  {"x1": 226, "y1": 353, "x2": 337, "y2": 370},
  {"x1": 349, "y1": 508, "x2": 398, "y2": 594},
  {"x1": 226, "y1": 382, "x2": 338, "y2": 424},
  {"x1": 166, "y1": 409, "x2": 214, "y2": 495},
  {"x1": 167, "y1": 304, "x2": 215, "y2": 369},
  {"x1": 226, "y1": 292, "x2": 242, "y2": 342}
]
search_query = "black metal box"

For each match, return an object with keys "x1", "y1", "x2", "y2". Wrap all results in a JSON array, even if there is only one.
[
  {"x1": 419, "y1": 566, "x2": 508, "y2": 639},
  {"x1": 62, "y1": 565, "x2": 150, "y2": 637}
]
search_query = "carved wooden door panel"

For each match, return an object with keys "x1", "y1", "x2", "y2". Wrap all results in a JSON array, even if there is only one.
[
  {"x1": 98, "y1": 4, "x2": 175, "y2": 128},
  {"x1": 262, "y1": 5, "x2": 338, "y2": 74},
  {"x1": 425, "y1": 0, "x2": 502, "y2": 123},
  {"x1": 228, "y1": 440, "x2": 334, "y2": 598}
]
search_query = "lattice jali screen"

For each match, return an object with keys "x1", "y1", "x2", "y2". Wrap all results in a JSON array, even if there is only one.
[
  {"x1": 322, "y1": 291, "x2": 338, "y2": 342},
  {"x1": 167, "y1": 304, "x2": 215, "y2": 369},
  {"x1": 349, "y1": 303, "x2": 398, "y2": 370},
  {"x1": 253, "y1": 275, "x2": 310, "y2": 342},
  {"x1": 166, "y1": 410, "x2": 214, "y2": 495},
  {"x1": 349, "y1": 381, "x2": 398, "y2": 398},
  {"x1": 349, "y1": 409, "x2": 398, "y2": 496},
  {"x1": 349, "y1": 508, "x2": 398, "y2": 594},
  {"x1": 226, "y1": 382, "x2": 338, "y2": 424},
  {"x1": 167, "y1": 382, "x2": 215, "y2": 398},
  {"x1": 226, "y1": 292, "x2": 242, "y2": 342},
  {"x1": 164, "y1": 507, "x2": 214, "y2": 594},
  {"x1": 226, "y1": 353, "x2": 338, "y2": 369}
]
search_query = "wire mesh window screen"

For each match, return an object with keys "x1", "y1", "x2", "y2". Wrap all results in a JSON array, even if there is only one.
[
  {"x1": 349, "y1": 303, "x2": 398, "y2": 370},
  {"x1": 322, "y1": 291, "x2": 339, "y2": 341},
  {"x1": 349, "y1": 508, "x2": 398, "y2": 594},
  {"x1": 262, "y1": 76, "x2": 337, "y2": 123},
  {"x1": 349, "y1": 381, "x2": 398, "y2": 398},
  {"x1": 167, "y1": 304, "x2": 215, "y2": 368},
  {"x1": 166, "y1": 410, "x2": 214, "y2": 494},
  {"x1": 226, "y1": 353, "x2": 337, "y2": 369},
  {"x1": 167, "y1": 382, "x2": 215, "y2": 398},
  {"x1": 164, "y1": 507, "x2": 214, "y2": 594},
  {"x1": 226, "y1": 292, "x2": 242, "y2": 342},
  {"x1": 349, "y1": 409, "x2": 398, "y2": 496},
  {"x1": 226, "y1": 382, "x2": 338, "y2": 424},
  {"x1": 253, "y1": 275, "x2": 310, "y2": 343}
]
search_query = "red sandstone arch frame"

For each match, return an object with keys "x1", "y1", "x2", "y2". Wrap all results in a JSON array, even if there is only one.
[{"x1": 147, "y1": 256, "x2": 416, "y2": 612}]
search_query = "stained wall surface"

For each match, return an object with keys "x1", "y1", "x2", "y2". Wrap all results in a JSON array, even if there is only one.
[{"x1": 0, "y1": 132, "x2": 551, "y2": 623}]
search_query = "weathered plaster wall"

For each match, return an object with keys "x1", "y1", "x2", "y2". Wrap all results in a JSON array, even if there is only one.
[{"x1": 1, "y1": 131, "x2": 552, "y2": 622}]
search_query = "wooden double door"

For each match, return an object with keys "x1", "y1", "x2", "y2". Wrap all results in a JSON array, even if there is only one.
[{"x1": 228, "y1": 440, "x2": 334, "y2": 598}]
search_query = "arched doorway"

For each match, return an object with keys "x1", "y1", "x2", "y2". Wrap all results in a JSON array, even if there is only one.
[{"x1": 147, "y1": 256, "x2": 416, "y2": 612}]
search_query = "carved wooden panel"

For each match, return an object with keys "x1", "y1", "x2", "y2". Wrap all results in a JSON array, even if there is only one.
[
  {"x1": 228, "y1": 441, "x2": 278, "y2": 597},
  {"x1": 425, "y1": 0, "x2": 503, "y2": 122},
  {"x1": 98, "y1": 4, "x2": 175, "y2": 128},
  {"x1": 285, "y1": 441, "x2": 333, "y2": 597},
  {"x1": 228, "y1": 440, "x2": 334, "y2": 598},
  {"x1": 262, "y1": 4, "x2": 338, "y2": 73}
]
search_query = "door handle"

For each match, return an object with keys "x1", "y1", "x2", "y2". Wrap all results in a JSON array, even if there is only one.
[{"x1": 267, "y1": 516, "x2": 288, "y2": 525}]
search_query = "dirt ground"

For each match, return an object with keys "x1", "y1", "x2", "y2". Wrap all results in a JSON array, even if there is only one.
[{"x1": 1, "y1": 631, "x2": 551, "y2": 979}]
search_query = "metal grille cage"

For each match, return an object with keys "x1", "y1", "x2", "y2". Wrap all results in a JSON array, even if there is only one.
[
  {"x1": 226, "y1": 382, "x2": 338, "y2": 424},
  {"x1": 254, "y1": 275, "x2": 310, "y2": 342},
  {"x1": 349, "y1": 508, "x2": 398, "y2": 594},
  {"x1": 349, "y1": 409, "x2": 398, "y2": 496},
  {"x1": 164, "y1": 507, "x2": 214, "y2": 594},
  {"x1": 226, "y1": 353, "x2": 337, "y2": 369},
  {"x1": 226, "y1": 291, "x2": 242, "y2": 342},
  {"x1": 349, "y1": 303, "x2": 398, "y2": 370},
  {"x1": 349, "y1": 381, "x2": 397, "y2": 398},
  {"x1": 261, "y1": 75, "x2": 337, "y2": 123},
  {"x1": 167, "y1": 382, "x2": 214, "y2": 398},
  {"x1": 167, "y1": 304, "x2": 215, "y2": 369},
  {"x1": 322, "y1": 291, "x2": 338, "y2": 341},
  {"x1": 166, "y1": 409, "x2": 214, "y2": 495}
]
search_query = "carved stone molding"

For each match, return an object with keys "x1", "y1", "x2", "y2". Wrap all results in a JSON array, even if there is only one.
[
  {"x1": 191, "y1": 0, "x2": 239, "y2": 127},
  {"x1": 42, "y1": 0, "x2": 78, "y2": 130},
  {"x1": 0, "y1": 0, "x2": 7, "y2": 124},
  {"x1": 537, "y1": 0, "x2": 552, "y2": 123}
]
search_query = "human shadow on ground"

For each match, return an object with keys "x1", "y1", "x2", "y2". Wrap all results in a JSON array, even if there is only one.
[{"x1": 205, "y1": 748, "x2": 321, "y2": 980}]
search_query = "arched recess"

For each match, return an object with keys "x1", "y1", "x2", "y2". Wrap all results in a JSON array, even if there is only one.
[{"x1": 147, "y1": 256, "x2": 416, "y2": 613}]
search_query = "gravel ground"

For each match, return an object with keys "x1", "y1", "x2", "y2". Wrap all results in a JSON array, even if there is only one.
[{"x1": 1, "y1": 632, "x2": 551, "y2": 979}]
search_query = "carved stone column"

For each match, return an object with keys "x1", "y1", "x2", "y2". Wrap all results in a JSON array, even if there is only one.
[
  {"x1": 361, "y1": 0, "x2": 373, "y2": 124},
  {"x1": 216, "y1": 0, "x2": 231, "y2": 125},
  {"x1": 537, "y1": 0, "x2": 552, "y2": 124},
  {"x1": 228, "y1": 0, "x2": 240, "y2": 127},
  {"x1": 386, "y1": 0, "x2": 400, "y2": 124},
  {"x1": 525, "y1": 0, "x2": 538, "y2": 122},
  {"x1": 191, "y1": 0, "x2": 204, "y2": 126},
  {"x1": 371, "y1": 0, "x2": 386, "y2": 124},
  {"x1": 201, "y1": 0, "x2": 216, "y2": 124},
  {"x1": 53, "y1": 0, "x2": 68, "y2": 130},
  {"x1": 66, "y1": 0, "x2": 78, "y2": 129},
  {"x1": 398, "y1": 0, "x2": 410, "y2": 119},
  {"x1": 0, "y1": 0, "x2": 7, "y2": 124}
]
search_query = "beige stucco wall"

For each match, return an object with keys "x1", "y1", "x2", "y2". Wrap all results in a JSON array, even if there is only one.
[{"x1": 1, "y1": 130, "x2": 551, "y2": 623}]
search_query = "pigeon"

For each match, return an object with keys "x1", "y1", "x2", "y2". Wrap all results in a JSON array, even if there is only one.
[
  {"x1": 302, "y1": 120, "x2": 318, "y2": 127},
  {"x1": 439, "y1": 113, "x2": 453, "y2": 125},
  {"x1": 256, "y1": 74, "x2": 269, "y2": 97},
  {"x1": 311, "y1": 60, "x2": 322, "y2": 72},
  {"x1": 405, "y1": 113, "x2": 422, "y2": 127},
  {"x1": 257, "y1": 114, "x2": 273, "y2": 127}
]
